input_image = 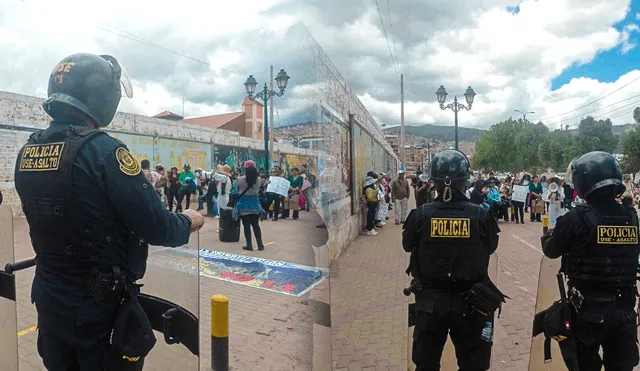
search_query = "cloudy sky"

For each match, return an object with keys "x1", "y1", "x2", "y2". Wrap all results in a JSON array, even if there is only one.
[{"x1": 0, "y1": 0, "x2": 639, "y2": 130}]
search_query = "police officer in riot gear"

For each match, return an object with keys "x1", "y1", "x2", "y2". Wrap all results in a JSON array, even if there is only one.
[
  {"x1": 541, "y1": 151, "x2": 639, "y2": 371},
  {"x1": 403, "y1": 149, "x2": 502, "y2": 371},
  {"x1": 13, "y1": 53, "x2": 204, "y2": 370}
]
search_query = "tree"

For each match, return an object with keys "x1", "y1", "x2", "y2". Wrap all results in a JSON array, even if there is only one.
[
  {"x1": 472, "y1": 118, "x2": 522, "y2": 171},
  {"x1": 513, "y1": 121, "x2": 549, "y2": 171},
  {"x1": 574, "y1": 116, "x2": 617, "y2": 155},
  {"x1": 538, "y1": 129, "x2": 576, "y2": 170},
  {"x1": 634, "y1": 107, "x2": 640, "y2": 124},
  {"x1": 621, "y1": 126, "x2": 640, "y2": 173}
]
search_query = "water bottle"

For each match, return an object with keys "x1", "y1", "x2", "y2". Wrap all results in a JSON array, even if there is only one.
[{"x1": 481, "y1": 322, "x2": 493, "y2": 342}]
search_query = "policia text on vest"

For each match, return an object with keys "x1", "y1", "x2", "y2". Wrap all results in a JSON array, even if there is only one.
[
  {"x1": 430, "y1": 217, "x2": 471, "y2": 238},
  {"x1": 596, "y1": 225, "x2": 638, "y2": 244},
  {"x1": 19, "y1": 142, "x2": 65, "y2": 171}
]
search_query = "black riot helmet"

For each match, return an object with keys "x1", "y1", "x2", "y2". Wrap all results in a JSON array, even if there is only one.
[
  {"x1": 43, "y1": 53, "x2": 133, "y2": 127},
  {"x1": 568, "y1": 151, "x2": 625, "y2": 199},
  {"x1": 429, "y1": 149, "x2": 471, "y2": 202}
]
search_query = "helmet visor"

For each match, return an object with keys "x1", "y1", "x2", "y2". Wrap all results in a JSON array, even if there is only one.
[
  {"x1": 565, "y1": 162, "x2": 573, "y2": 186},
  {"x1": 100, "y1": 54, "x2": 133, "y2": 98},
  {"x1": 119, "y1": 64, "x2": 133, "y2": 98}
]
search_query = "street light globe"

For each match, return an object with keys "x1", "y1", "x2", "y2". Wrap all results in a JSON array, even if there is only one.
[
  {"x1": 275, "y1": 69, "x2": 290, "y2": 91},
  {"x1": 436, "y1": 85, "x2": 448, "y2": 104},
  {"x1": 244, "y1": 75, "x2": 258, "y2": 95},
  {"x1": 464, "y1": 86, "x2": 476, "y2": 105}
]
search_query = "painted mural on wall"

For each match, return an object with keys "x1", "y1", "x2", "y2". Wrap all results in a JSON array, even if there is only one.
[
  {"x1": 108, "y1": 132, "x2": 211, "y2": 171},
  {"x1": 353, "y1": 124, "x2": 375, "y2": 199},
  {"x1": 213, "y1": 145, "x2": 267, "y2": 172},
  {"x1": 109, "y1": 132, "x2": 154, "y2": 164},
  {"x1": 156, "y1": 138, "x2": 210, "y2": 171},
  {"x1": 282, "y1": 154, "x2": 317, "y2": 176}
]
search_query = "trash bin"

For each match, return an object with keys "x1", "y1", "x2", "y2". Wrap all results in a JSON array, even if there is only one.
[{"x1": 219, "y1": 207, "x2": 240, "y2": 242}]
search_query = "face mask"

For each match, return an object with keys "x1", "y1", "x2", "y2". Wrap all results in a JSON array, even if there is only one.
[{"x1": 214, "y1": 174, "x2": 223, "y2": 181}]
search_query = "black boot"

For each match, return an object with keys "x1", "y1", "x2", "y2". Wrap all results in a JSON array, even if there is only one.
[
  {"x1": 257, "y1": 239, "x2": 265, "y2": 251},
  {"x1": 293, "y1": 210, "x2": 299, "y2": 219},
  {"x1": 243, "y1": 245, "x2": 253, "y2": 251}
]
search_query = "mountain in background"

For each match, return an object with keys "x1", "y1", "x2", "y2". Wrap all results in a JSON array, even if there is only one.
[
  {"x1": 383, "y1": 124, "x2": 485, "y2": 142},
  {"x1": 383, "y1": 122, "x2": 637, "y2": 142}
]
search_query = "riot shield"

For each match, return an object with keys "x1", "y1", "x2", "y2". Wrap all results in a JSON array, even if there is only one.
[
  {"x1": 408, "y1": 254, "x2": 499, "y2": 371},
  {"x1": 527, "y1": 256, "x2": 566, "y2": 370},
  {"x1": 142, "y1": 230, "x2": 200, "y2": 370},
  {"x1": 0, "y1": 204, "x2": 18, "y2": 371}
]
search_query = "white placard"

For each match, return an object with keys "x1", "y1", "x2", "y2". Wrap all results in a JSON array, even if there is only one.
[
  {"x1": 266, "y1": 176, "x2": 290, "y2": 197},
  {"x1": 542, "y1": 188, "x2": 550, "y2": 201},
  {"x1": 512, "y1": 185, "x2": 529, "y2": 203}
]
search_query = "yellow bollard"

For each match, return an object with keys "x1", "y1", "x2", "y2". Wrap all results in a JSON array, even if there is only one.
[
  {"x1": 542, "y1": 215, "x2": 549, "y2": 234},
  {"x1": 211, "y1": 295, "x2": 229, "y2": 371}
]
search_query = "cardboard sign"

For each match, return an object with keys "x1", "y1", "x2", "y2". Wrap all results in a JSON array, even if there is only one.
[
  {"x1": 266, "y1": 176, "x2": 290, "y2": 197},
  {"x1": 512, "y1": 185, "x2": 529, "y2": 203}
]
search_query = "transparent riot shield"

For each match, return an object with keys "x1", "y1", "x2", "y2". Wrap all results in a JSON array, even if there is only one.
[
  {"x1": 141, "y1": 231, "x2": 200, "y2": 370},
  {"x1": 527, "y1": 256, "x2": 566, "y2": 370},
  {"x1": 0, "y1": 204, "x2": 18, "y2": 371},
  {"x1": 408, "y1": 254, "x2": 499, "y2": 371}
]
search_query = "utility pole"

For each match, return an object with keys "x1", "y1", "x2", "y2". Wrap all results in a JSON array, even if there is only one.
[
  {"x1": 400, "y1": 73, "x2": 405, "y2": 164},
  {"x1": 514, "y1": 109, "x2": 534, "y2": 128},
  {"x1": 269, "y1": 65, "x2": 275, "y2": 168}
]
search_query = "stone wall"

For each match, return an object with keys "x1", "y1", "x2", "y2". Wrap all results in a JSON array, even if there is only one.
[
  {"x1": 299, "y1": 31, "x2": 400, "y2": 262},
  {"x1": 0, "y1": 91, "x2": 317, "y2": 216}
]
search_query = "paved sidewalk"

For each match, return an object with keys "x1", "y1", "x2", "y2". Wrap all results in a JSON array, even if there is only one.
[
  {"x1": 11, "y1": 203, "x2": 331, "y2": 371},
  {"x1": 330, "y1": 204, "x2": 412, "y2": 370}
]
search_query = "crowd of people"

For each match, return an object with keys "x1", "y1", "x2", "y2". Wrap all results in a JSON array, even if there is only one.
[
  {"x1": 139, "y1": 159, "x2": 317, "y2": 251},
  {"x1": 360, "y1": 167, "x2": 639, "y2": 236}
]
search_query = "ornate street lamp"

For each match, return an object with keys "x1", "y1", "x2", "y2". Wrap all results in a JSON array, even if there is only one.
[
  {"x1": 436, "y1": 85, "x2": 476, "y2": 150},
  {"x1": 244, "y1": 69, "x2": 290, "y2": 173}
]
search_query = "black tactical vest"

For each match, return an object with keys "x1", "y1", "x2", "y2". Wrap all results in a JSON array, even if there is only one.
[
  {"x1": 416, "y1": 201, "x2": 488, "y2": 284},
  {"x1": 565, "y1": 204, "x2": 639, "y2": 291},
  {"x1": 14, "y1": 124, "x2": 127, "y2": 280}
]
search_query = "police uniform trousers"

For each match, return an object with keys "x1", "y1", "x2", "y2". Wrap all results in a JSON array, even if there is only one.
[
  {"x1": 571, "y1": 299, "x2": 639, "y2": 371},
  {"x1": 412, "y1": 289, "x2": 492, "y2": 371},
  {"x1": 36, "y1": 303, "x2": 118, "y2": 371}
]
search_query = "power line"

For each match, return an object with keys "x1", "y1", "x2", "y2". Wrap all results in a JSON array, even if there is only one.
[
  {"x1": 545, "y1": 93, "x2": 640, "y2": 127},
  {"x1": 98, "y1": 25, "x2": 212, "y2": 67},
  {"x1": 373, "y1": 0, "x2": 399, "y2": 79},
  {"x1": 386, "y1": 0, "x2": 399, "y2": 70},
  {"x1": 540, "y1": 74, "x2": 640, "y2": 121}
]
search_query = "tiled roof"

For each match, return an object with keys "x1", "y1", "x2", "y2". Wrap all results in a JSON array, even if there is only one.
[
  {"x1": 182, "y1": 112, "x2": 244, "y2": 128},
  {"x1": 153, "y1": 110, "x2": 183, "y2": 120}
]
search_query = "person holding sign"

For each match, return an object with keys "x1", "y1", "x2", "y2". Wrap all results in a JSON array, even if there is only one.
[
  {"x1": 402, "y1": 149, "x2": 505, "y2": 371},
  {"x1": 510, "y1": 176, "x2": 526, "y2": 224},
  {"x1": 529, "y1": 175, "x2": 543, "y2": 222},
  {"x1": 540, "y1": 151, "x2": 639, "y2": 370}
]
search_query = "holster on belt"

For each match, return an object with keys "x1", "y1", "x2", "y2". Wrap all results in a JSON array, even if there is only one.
[
  {"x1": 110, "y1": 282, "x2": 157, "y2": 364},
  {"x1": 465, "y1": 277, "x2": 509, "y2": 316}
]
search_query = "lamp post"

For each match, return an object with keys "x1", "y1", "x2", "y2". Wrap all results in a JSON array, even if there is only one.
[
  {"x1": 243, "y1": 69, "x2": 290, "y2": 173},
  {"x1": 436, "y1": 85, "x2": 476, "y2": 151},
  {"x1": 514, "y1": 109, "x2": 535, "y2": 127}
]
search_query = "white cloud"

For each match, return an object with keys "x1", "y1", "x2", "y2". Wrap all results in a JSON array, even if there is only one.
[{"x1": 0, "y1": 0, "x2": 639, "y2": 133}]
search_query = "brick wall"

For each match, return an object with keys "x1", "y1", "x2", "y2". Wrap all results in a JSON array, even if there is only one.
[{"x1": 0, "y1": 91, "x2": 317, "y2": 217}]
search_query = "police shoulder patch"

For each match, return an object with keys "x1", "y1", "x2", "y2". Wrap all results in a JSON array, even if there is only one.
[
  {"x1": 115, "y1": 147, "x2": 141, "y2": 176},
  {"x1": 430, "y1": 217, "x2": 471, "y2": 238},
  {"x1": 596, "y1": 225, "x2": 638, "y2": 244}
]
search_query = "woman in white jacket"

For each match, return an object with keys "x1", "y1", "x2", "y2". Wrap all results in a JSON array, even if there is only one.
[{"x1": 547, "y1": 177, "x2": 565, "y2": 228}]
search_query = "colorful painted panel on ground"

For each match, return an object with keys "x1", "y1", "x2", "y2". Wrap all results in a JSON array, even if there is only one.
[{"x1": 198, "y1": 249, "x2": 328, "y2": 297}]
